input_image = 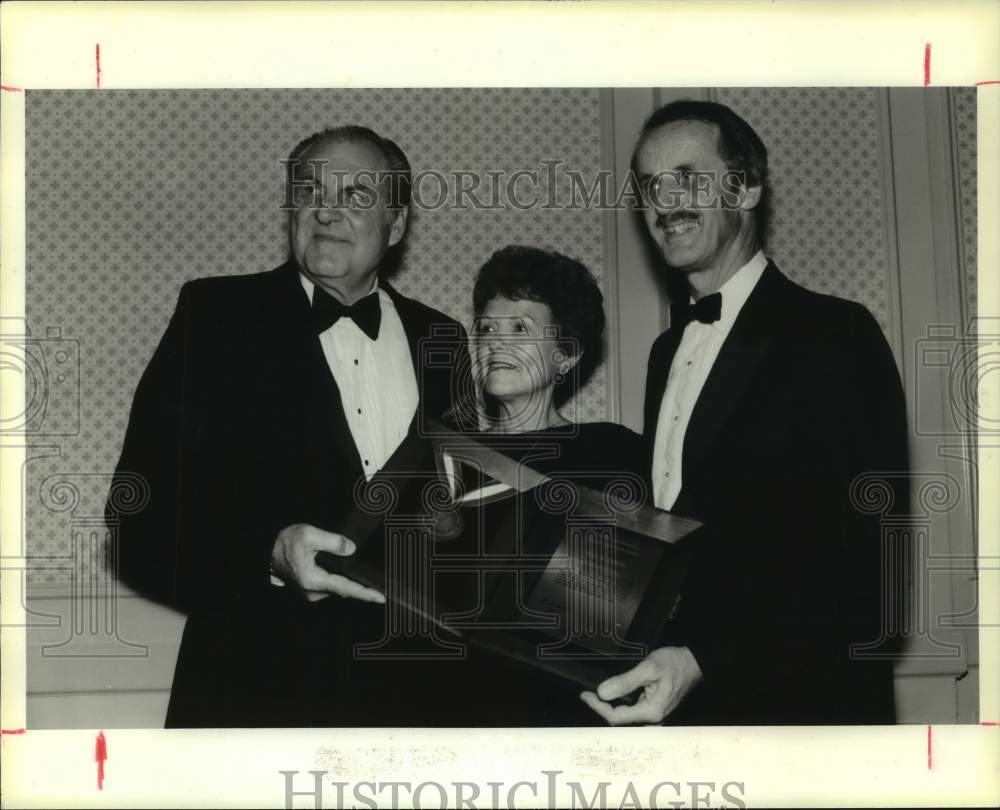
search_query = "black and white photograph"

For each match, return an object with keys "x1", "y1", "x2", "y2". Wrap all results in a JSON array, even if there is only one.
[{"x1": 1, "y1": 2, "x2": 997, "y2": 808}]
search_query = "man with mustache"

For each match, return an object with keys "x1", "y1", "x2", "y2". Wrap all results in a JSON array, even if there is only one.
[
  {"x1": 582, "y1": 101, "x2": 909, "y2": 725},
  {"x1": 108, "y1": 125, "x2": 472, "y2": 726}
]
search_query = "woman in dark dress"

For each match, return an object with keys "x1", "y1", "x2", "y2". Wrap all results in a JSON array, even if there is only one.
[
  {"x1": 421, "y1": 245, "x2": 648, "y2": 726},
  {"x1": 343, "y1": 245, "x2": 646, "y2": 726}
]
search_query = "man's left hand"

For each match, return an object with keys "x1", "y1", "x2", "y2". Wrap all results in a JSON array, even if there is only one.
[{"x1": 580, "y1": 646, "x2": 702, "y2": 725}]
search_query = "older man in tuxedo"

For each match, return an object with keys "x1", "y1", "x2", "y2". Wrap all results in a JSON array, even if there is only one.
[
  {"x1": 108, "y1": 125, "x2": 472, "y2": 726},
  {"x1": 582, "y1": 101, "x2": 909, "y2": 725}
]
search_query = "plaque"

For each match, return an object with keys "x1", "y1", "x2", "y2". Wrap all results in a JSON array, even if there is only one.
[{"x1": 316, "y1": 424, "x2": 702, "y2": 691}]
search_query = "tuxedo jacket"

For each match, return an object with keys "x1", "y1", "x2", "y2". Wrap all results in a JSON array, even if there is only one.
[
  {"x1": 107, "y1": 260, "x2": 473, "y2": 726},
  {"x1": 644, "y1": 262, "x2": 909, "y2": 725}
]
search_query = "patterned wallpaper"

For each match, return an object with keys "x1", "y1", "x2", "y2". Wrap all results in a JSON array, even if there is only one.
[
  {"x1": 713, "y1": 87, "x2": 891, "y2": 334},
  {"x1": 23, "y1": 88, "x2": 606, "y2": 581}
]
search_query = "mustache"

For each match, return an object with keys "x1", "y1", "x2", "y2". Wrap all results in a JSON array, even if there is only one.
[{"x1": 655, "y1": 210, "x2": 701, "y2": 229}]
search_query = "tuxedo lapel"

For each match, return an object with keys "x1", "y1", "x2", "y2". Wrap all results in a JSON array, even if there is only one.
[
  {"x1": 644, "y1": 327, "x2": 685, "y2": 440},
  {"x1": 680, "y1": 263, "x2": 785, "y2": 484},
  {"x1": 383, "y1": 281, "x2": 465, "y2": 427},
  {"x1": 265, "y1": 261, "x2": 365, "y2": 479},
  {"x1": 382, "y1": 282, "x2": 427, "y2": 372}
]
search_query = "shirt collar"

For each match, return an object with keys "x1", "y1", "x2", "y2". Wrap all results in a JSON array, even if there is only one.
[
  {"x1": 299, "y1": 273, "x2": 379, "y2": 305},
  {"x1": 691, "y1": 250, "x2": 767, "y2": 332}
]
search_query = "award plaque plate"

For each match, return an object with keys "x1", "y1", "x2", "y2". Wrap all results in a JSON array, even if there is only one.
[{"x1": 316, "y1": 424, "x2": 702, "y2": 691}]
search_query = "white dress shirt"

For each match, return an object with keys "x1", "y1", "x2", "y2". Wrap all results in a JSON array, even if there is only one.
[
  {"x1": 299, "y1": 274, "x2": 419, "y2": 481},
  {"x1": 651, "y1": 251, "x2": 768, "y2": 510}
]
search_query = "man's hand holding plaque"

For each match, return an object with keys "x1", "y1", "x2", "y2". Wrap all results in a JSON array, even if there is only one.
[{"x1": 581, "y1": 646, "x2": 703, "y2": 724}]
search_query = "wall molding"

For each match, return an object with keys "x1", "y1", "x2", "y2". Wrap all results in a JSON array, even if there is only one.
[
  {"x1": 881, "y1": 87, "x2": 974, "y2": 681},
  {"x1": 26, "y1": 580, "x2": 149, "y2": 601},
  {"x1": 874, "y1": 87, "x2": 906, "y2": 374},
  {"x1": 944, "y1": 87, "x2": 980, "y2": 559}
]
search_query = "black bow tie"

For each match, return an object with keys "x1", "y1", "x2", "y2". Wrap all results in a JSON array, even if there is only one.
[
  {"x1": 311, "y1": 286, "x2": 381, "y2": 340},
  {"x1": 676, "y1": 292, "x2": 722, "y2": 326}
]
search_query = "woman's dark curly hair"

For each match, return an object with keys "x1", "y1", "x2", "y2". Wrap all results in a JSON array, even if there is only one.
[{"x1": 473, "y1": 245, "x2": 605, "y2": 406}]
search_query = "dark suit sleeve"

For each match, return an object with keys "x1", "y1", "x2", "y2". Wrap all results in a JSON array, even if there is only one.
[
  {"x1": 105, "y1": 283, "x2": 193, "y2": 609},
  {"x1": 105, "y1": 283, "x2": 274, "y2": 613},
  {"x1": 840, "y1": 304, "x2": 910, "y2": 658},
  {"x1": 676, "y1": 304, "x2": 908, "y2": 721},
  {"x1": 843, "y1": 305, "x2": 909, "y2": 484}
]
